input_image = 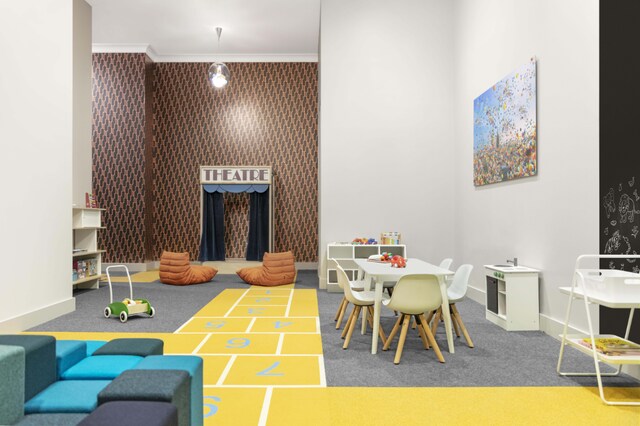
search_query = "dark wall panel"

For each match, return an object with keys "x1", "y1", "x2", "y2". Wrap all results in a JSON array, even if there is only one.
[{"x1": 599, "y1": 0, "x2": 640, "y2": 341}]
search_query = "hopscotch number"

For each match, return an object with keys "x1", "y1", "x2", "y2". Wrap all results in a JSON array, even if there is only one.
[
  {"x1": 205, "y1": 321, "x2": 226, "y2": 329},
  {"x1": 274, "y1": 321, "x2": 293, "y2": 329},
  {"x1": 226, "y1": 338, "x2": 251, "y2": 349},
  {"x1": 255, "y1": 297, "x2": 271, "y2": 303},
  {"x1": 257, "y1": 361, "x2": 284, "y2": 376},
  {"x1": 203, "y1": 396, "x2": 221, "y2": 417},
  {"x1": 248, "y1": 308, "x2": 265, "y2": 315}
]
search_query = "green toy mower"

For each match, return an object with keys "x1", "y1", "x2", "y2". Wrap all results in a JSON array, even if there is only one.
[{"x1": 104, "y1": 265, "x2": 155, "y2": 323}]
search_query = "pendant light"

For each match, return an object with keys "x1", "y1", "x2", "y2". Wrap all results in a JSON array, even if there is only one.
[{"x1": 208, "y1": 27, "x2": 230, "y2": 89}]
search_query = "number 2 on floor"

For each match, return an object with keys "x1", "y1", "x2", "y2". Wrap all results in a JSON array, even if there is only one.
[{"x1": 256, "y1": 361, "x2": 284, "y2": 376}]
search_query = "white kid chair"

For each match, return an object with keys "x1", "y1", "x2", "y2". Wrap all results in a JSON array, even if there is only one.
[
  {"x1": 382, "y1": 274, "x2": 445, "y2": 364},
  {"x1": 430, "y1": 264, "x2": 474, "y2": 348},
  {"x1": 335, "y1": 263, "x2": 387, "y2": 350},
  {"x1": 331, "y1": 259, "x2": 367, "y2": 330}
]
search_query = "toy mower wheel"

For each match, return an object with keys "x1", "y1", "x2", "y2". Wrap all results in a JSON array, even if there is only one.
[
  {"x1": 104, "y1": 307, "x2": 111, "y2": 318},
  {"x1": 149, "y1": 307, "x2": 155, "y2": 318},
  {"x1": 119, "y1": 311, "x2": 128, "y2": 323}
]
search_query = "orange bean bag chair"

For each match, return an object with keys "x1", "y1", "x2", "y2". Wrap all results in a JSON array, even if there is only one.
[
  {"x1": 236, "y1": 251, "x2": 296, "y2": 286},
  {"x1": 159, "y1": 251, "x2": 217, "y2": 285}
]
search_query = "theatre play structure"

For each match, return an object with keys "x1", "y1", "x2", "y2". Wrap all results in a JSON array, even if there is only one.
[{"x1": 198, "y1": 166, "x2": 274, "y2": 262}]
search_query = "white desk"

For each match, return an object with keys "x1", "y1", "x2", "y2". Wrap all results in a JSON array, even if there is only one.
[{"x1": 354, "y1": 258, "x2": 455, "y2": 355}]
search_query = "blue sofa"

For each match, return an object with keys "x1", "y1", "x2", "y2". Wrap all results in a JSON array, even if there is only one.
[{"x1": 0, "y1": 335, "x2": 203, "y2": 426}]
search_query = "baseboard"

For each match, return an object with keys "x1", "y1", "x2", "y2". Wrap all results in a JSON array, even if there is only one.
[
  {"x1": 326, "y1": 282, "x2": 340, "y2": 293},
  {"x1": 466, "y1": 285, "x2": 485, "y2": 305},
  {"x1": 0, "y1": 298, "x2": 75, "y2": 333}
]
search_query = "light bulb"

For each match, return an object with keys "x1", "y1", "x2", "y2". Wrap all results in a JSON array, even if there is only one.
[{"x1": 208, "y1": 62, "x2": 230, "y2": 89}]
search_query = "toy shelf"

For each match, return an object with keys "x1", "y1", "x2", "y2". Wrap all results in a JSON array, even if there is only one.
[
  {"x1": 72, "y1": 207, "x2": 105, "y2": 290},
  {"x1": 325, "y1": 243, "x2": 406, "y2": 292}
]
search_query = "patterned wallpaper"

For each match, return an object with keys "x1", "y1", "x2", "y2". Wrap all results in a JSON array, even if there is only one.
[
  {"x1": 153, "y1": 62, "x2": 318, "y2": 261},
  {"x1": 92, "y1": 53, "x2": 148, "y2": 263},
  {"x1": 92, "y1": 58, "x2": 318, "y2": 263}
]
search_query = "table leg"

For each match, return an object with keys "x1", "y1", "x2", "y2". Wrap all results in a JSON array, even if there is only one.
[
  {"x1": 439, "y1": 277, "x2": 455, "y2": 354},
  {"x1": 361, "y1": 271, "x2": 371, "y2": 335},
  {"x1": 371, "y1": 279, "x2": 383, "y2": 354}
]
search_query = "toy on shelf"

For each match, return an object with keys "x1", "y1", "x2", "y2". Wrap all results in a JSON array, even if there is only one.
[
  {"x1": 104, "y1": 265, "x2": 155, "y2": 323},
  {"x1": 390, "y1": 255, "x2": 407, "y2": 268},
  {"x1": 352, "y1": 237, "x2": 378, "y2": 245}
]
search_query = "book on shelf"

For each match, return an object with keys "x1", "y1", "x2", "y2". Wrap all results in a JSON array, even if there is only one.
[
  {"x1": 72, "y1": 248, "x2": 87, "y2": 253},
  {"x1": 580, "y1": 337, "x2": 640, "y2": 356},
  {"x1": 85, "y1": 192, "x2": 98, "y2": 208}
]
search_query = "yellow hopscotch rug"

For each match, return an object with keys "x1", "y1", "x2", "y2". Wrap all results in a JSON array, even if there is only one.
[
  {"x1": 101, "y1": 270, "x2": 160, "y2": 283},
  {"x1": 24, "y1": 286, "x2": 640, "y2": 425}
]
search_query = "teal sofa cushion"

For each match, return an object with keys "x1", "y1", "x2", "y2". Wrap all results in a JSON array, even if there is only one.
[
  {"x1": 61, "y1": 355, "x2": 143, "y2": 380},
  {"x1": 24, "y1": 380, "x2": 111, "y2": 413},
  {"x1": 56, "y1": 340, "x2": 87, "y2": 378},
  {"x1": 0, "y1": 335, "x2": 56, "y2": 401},
  {"x1": 0, "y1": 344, "x2": 25, "y2": 425},
  {"x1": 134, "y1": 355, "x2": 203, "y2": 426}
]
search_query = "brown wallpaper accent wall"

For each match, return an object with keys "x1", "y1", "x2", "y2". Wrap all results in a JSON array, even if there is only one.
[
  {"x1": 92, "y1": 59, "x2": 318, "y2": 263},
  {"x1": 92, "y1": 53, "x2": 148, "y2": 263},
  {"x1": 153, "y1": 63, "x2": 318, "y2": 262}
]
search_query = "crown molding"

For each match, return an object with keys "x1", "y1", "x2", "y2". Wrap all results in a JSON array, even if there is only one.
[{"x1": 92, "y1": 44, "x2": 317, "y2": 63}]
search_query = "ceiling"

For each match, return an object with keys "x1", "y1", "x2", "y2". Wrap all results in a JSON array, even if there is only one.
[{"x1": 87, "y1": 0, "x2": 320, "y2": 62}]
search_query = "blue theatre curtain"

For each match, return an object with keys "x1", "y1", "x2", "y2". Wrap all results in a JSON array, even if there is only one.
[
  {"x1": 199, "y1": 190, "x2": 225, "y2": 261},
  {"x1": 246, "y1": 189, "x2": 270, "y2": 261}
]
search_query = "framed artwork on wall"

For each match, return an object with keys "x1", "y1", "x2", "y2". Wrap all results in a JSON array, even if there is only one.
[{"x1": 473, "y1": 58, "x2": 537, "y2": 186}]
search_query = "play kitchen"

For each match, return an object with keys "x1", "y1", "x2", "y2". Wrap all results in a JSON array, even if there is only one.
[{"x1": 485, "y1": 259, "x2": 540, "y2": 331}]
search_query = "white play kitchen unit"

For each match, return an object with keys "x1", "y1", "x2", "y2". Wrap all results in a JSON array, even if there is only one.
[{"x1": 485, "y1": 261, "x2": 540, "y2": 331}]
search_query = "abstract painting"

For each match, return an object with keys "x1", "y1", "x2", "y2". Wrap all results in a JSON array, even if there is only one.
[{"x1": 473, "y1": 58, "x2": 537, "y2": 186}]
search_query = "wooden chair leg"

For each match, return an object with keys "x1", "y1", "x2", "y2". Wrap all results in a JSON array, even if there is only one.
[
  {"x1": 334, "y1": 297, "x2": 345, "y2": 321},
  {"x1": 394, "y1": 314, "x2": 411, "y2": 364},
  {"x1": 414, "y1": 314, "x2": 429, "y2": 349},
  {"x1": 341, "y1": 307, "x2": 356, "y2": 339},
  {"x1": 425, "y1": 310, "x2": 436, "y2": 325},
  {"x1": 450, "y1": 305, "x2": 461, "y2": 337},
  {"x1": 343, "y1": 305, "x2": 361, "y2": 349},
  {"x1": 367, "y1": 305, "x2": 387, "y2": 346},
  {"x1": 383, "y1": 315, "x2": 403, "y2": 351},
  {"x1": 452, "y1": 304, "x2": 474, "y2": 348},
  {"x1": 420, "y1": 314, "x2": 445, "y2": 363},
  {"x1": 411, "y1": 317, "x2": 417, "y2": 329},
  {"x1": 335, "y1": 298, "x2": 349, "y2": 329},
  {"x1": 431, "y1": 307, "x2": 442, "y2": 336}
]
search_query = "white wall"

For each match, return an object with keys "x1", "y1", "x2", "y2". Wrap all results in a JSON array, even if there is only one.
[
  {"x1": 0, "y1": 0, "x2": 89, "y2": 330},
  {"x1": 452, "y1": 0, "x2": 599, "y2": 332},
  {"x1": 73, "y1": 0, "x2": 93, "y2": 207},
  {"x1": 319, "y1": 0, "x2": 455, "y2": 289}
]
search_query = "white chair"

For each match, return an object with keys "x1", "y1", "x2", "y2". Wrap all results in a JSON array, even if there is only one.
[
  {"x1": 439, "y1": 258, "x2": 453, "y2": 270},
  {"x1": 412, "y1": 258, "x2": 453, "y2": 330},
  {"x1": 335, "y1": 263, "x2": 387, "y2": 349},
  {"x1": 382, "y1": 274, "x2": 445, "y2": 364},
  {"x1": 430, "y1": 264, "x2": 474, "y2": 348},
  {"x1": 330, "y1": 259, "x2": 366, "y2": 330}
]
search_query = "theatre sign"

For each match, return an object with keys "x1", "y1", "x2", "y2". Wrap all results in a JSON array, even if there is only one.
[{"x1": 200, "y1": 166, "x2": 272, "y2": 185}]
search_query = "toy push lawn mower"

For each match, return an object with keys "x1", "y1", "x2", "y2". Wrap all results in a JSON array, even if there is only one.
[{"x1": 104, "y1": 265, "x2": 155, "y2": 323}]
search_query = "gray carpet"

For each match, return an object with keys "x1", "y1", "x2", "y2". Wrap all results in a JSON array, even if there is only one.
[{"x1": 31, "y1": 270, "x2": 640, "y2": 388}]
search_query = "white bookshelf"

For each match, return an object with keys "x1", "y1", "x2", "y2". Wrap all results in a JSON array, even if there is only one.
[
  {"x1": 326, "y1": 243, "x2": 406, "y2": 292},
  {"x1": 72, "y1": 207, "x2": 105, "y2": 289}
]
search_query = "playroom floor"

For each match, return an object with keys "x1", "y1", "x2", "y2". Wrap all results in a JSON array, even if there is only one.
[{"x1": 26, "y1": 272, "x2": 640, "y2": 425}]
